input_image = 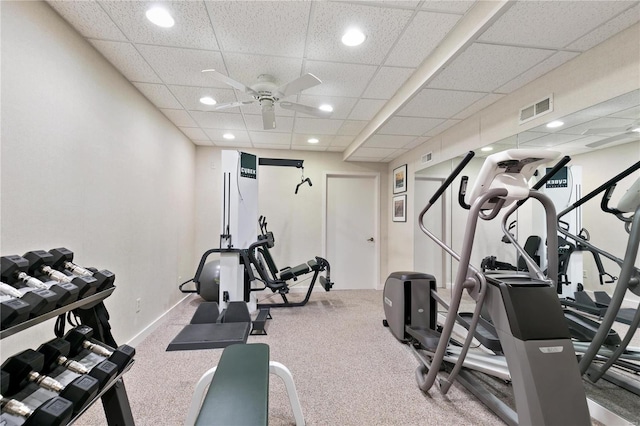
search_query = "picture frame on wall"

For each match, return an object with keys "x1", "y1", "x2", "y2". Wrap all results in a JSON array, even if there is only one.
[
  {"x1": 393, "y1": 164, "x2": 407, "y2": 194},
  {"x1": 392, "y1": 194, "x2": 407, "y2": 222}
]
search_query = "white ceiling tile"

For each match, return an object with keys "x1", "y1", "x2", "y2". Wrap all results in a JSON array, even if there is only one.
[
  {"x1": 348, "y1": 99, "x2": 387, "y2": 120},
  {"x1": 294, "y1": 118, "x2": 344, "y2": 135},
  {"x1": 610, "y1": 104, "x2": 640, "y2": 120},
  {"x1": 363, "y1": 134, "x2": 416, "y2": 148},
  {"x1": 48, "y1": 1, "x2": 127, "y2": 41},
  {"x1": 369, "y1": 1, "x2": 422, "y2": 8},
  {"x1": 579, "y1": 90, "x2": 640, "y2": 118},
  {"x1": 179, "y1": 127, "x2": 209, "y2": 141},
  {"x1": 385, "y1": 11, "x2": 462, "y2": 67},
  {"x1": 204, "y1": 129, "x2": 251, "y2": 144},
  {"x1": 295, "y1": 145, "x2": 328, "y2": 152},
  {"x1": 245, "y1": 115, "x2": 294, "y2": 132},
  {"x1": 168, "y1": 85, "x2": 237, "y2": 111},
  {"x1": 518, "y1": 132, "x2": 584, "y2": 147},
  {"x1": 133, "y1": 83, "x2": 182, "y2": 109},
  {"x1": 478, "y1": 0, "x2": 633, "y2": 49},
  {"x1": 495, "y1": 51, "x2": 580, "y2": 94},
  {"x1": 399, "y1": 88, "x2": 486, "y2": 117},
  {"x1": 559, "y1": 116, "x2": 638, "y2": 136},
  {"x1": 291, "y1": 134, "x2": 331, "y2": 146},
  {"x1": 304, "y1": 61, "x2": 378, "y2": 97},
  {"x1": 161, "y1": 109, "x2": 197, "y2": 127},
  {"x1": 296, "y1": 95, "x2": 358, "y2": 120},
  {"x1": 213, "y1": 140, "x2": 252, "y2": 148},
  {"x1": 424, "y1": 119, "x2": 461, "y2": 136},
  {"x1": 566, "y1": 3, "x2": 640, "y2": 51},
  {"x1": 338, "y1": 120, "x2": 369, "y2": 136},
  {"x1": 383, "y1": 149, "x2": 409, "y2": 161},
  {"x1": 362, "y1": 67, "x2": 415, "y2": 99},
  {"x1": 352, "y1": 147, "x2": 398, "y2": 157},
  {"x1": 249, "y1": 131, "x2": 292, "y2": 145},
  {"x1": 379, "y1": 117, "x2": 444, "y2": 135},
  {"x1": 428, "y1": 43, "x2": 554, "y2": 92},
  {"x1": 348, "y1": 156, "x2": 385, "y2": 162},
  {"x1": 330, "y1": 136, "x2": 355, "y2": 147},
  {"x1": 204, "y1": 1, "x2": 310, "y2": 57},
  {"x1": 223, "y1": 53, "x2": 304, "y2": 96},
  {"x1": 306, "y1": 2, "x2": 413, "y2": 64},
  {"x1": 90, "y1": 40, "x2": 161, "y2": 83},
  {"x1": 453, "y1": 93, "x2": 505, "y2": 120},
  {"x1": 99, "y1": 1, "x2": 218, "y2": 50},
  {"x1": 403, "y1": 137, "x2": 429, "y2": 150},
  {"x1": 516, "y1": 131, "x2": 548, "y2": 145},
  {"x1": 255, "y1": 144, "x2": 293, "y2": 150},
  {"x1": 422, "y1": 1, "x2": 475, "y2": 14},
  {"x1": 137, "y1": 45, "x2": 227, "y2": 87},
  {"x1": 190, "y1": 111, "x2": 246, "y2": 129}
]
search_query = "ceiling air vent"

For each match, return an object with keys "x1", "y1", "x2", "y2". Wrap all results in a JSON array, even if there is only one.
[
  {"x1": 519, "y1": 94, "x2": 554, "y2": 124},
  {"x1": 421, "y1": 152, "x2": 432, "y2": 164}
]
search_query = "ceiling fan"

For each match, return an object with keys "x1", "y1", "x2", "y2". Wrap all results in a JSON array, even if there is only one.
[
  {"x1": 583, "y1": 120, "x2": 640, "y2": 148},
  {"x1": 202, "y1": 70, "x2": 331, "y2": 130}
]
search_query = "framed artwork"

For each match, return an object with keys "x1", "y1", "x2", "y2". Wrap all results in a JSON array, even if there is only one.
[
  {"x1": 392, "y1": 194, "x2": 407, "y2": 222},
  {"x1": 393, "y1": 164, "x2": 407, "y2": 194}
]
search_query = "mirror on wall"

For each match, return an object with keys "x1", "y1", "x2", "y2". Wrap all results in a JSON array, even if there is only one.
[{"x1": 413, "y1": 89, "x2": 640, "y2": 300}]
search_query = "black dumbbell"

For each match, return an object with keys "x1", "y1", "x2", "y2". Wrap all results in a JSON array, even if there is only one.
[
  {"x1": 1, "y1": 255, "x2": 78, "y2": 307},
  {"x1": 0, "y1": 281, "x2": 58, "y2": 319},
  {"x1": 64, "y1": 326, "x2": 135, "y2": 373},
  {"x1": 0, "y1": 393, "x2": 74, "y2": 426},
  {"x1": 0, "y1": 286, "x2": 31, "y2": 329},
  {"x1": 37, "y1": 338, "x2": 118, "y2": 389},
  {"x1": 49, "y1": 248, "x2": 115, "y2": 292},
  {"x1": 1, "y1": 350, "x2": 99, "y2": 413},
  {"x1": 22, "y1": 251, "x2": 98, "y2": 299}
]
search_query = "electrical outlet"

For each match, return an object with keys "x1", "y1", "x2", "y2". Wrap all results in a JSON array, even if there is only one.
[{"x1": 136, "y1": 298, "x2": 141, "y2": 313}]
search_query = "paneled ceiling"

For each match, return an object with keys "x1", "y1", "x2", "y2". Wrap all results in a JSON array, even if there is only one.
[{"x1": 47, "y1": 0, "x2": 640, "y2": 162}]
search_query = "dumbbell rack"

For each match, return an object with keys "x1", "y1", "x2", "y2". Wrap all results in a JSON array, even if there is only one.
[{"x1": 1, "y1": 287, "x2": 135, "y2": 425}]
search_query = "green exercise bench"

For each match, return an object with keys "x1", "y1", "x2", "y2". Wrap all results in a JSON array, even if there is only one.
[{"x1": 185, "y1": 343, "x2": 305, "y2": 425}]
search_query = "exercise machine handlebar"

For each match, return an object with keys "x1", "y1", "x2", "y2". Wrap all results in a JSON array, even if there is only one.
[{"x1": 429, "y1": 151, "x2": 475, "y2": 206}]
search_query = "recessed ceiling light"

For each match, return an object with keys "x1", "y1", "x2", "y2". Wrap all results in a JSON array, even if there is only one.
[
  {"x1": 146, "y1": 7, "x2": 174, "y2": 28},
  {"x1": 307, "y1": 138, "x2": 319, "y2": 144},
  {"x1": 631, "y1": 127, "x2": 640, "y2": 133},
  {"x1": 341, "y1": 28, "x2": 366, "y2": 47},
  {"x1": 319, "y1": 104, "x2": 333, "y2": 113},
  {"x1": 199, "y1": 96, "x2": 217, "y2": 106},
  {"x1": 481, "y1": 146, "x2": 493, "y2": 152},
  {"x1": 546, "y1": 120, "x2": 564, "y2": 128},
  {"x1": 223, "y1": 133, "x2": 235, "y2": 140}
]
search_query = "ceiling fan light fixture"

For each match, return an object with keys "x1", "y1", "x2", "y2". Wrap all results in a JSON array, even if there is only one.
[
  {"x1": 307, "y1": 138, "x2": 319, "y2": 144},
  {"x1": 342, "y1": 28, "x2": 366, "y2": 47},
  {"x1": 223, "y1": 133, "x2": 235, "y2": 140},
  {"x1": 199, "y1": 96, "x2": 217, "y2": 106},
  {"x1": 546, "y1": 120, "x2": 564, "y2": 128},
  {"x1": 319, "y1": 104, "x2": 333, "y2": 113},
  {"x1": 145, "y1": 7, "x2": 174, "y2": 28}
]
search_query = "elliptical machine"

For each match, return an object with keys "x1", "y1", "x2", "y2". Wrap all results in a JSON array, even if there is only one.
[{"x1": 383, "y1": 150, "x2": 591, "y2": 425}]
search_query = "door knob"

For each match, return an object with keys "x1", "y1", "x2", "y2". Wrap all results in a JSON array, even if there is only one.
[{"x1": 367, "y1": 237, "x2": 374, "y2": 242}]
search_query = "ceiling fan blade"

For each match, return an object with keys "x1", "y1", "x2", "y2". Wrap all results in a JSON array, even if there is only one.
[
  {"x1": 262, "y1": 105, "x2": 276, "y2": 130},
  {"x1": 586, "y1": 132, "x2": 639, "y2": 148},
  {"x1": 280, "y1": 101, "x2": 332, "y2": 118},
  {"x1": 202, "y1": 69, "x2": 257, "y2": 95},
  {"x1": 582, "y1": 126, "x2": 630, "y2": 135},
  {"x1": 214, "y1": 100, "x2": 255, "y2": 110},
  {"x1": 275, "y1": 73, "x2": 322, "y2": 98}
]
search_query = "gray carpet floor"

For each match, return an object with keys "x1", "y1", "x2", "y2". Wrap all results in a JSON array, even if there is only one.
[{"x1": 71, "y1": 289, "x2": 639, "y2": 425}]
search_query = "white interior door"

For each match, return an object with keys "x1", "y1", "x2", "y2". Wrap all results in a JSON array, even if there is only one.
[
  {"x1": 414, "y1": 177, "x2": 447, "y2": 287},
  {"x1": 325, "y1": 174, "x2": 378, "y2": 290}
]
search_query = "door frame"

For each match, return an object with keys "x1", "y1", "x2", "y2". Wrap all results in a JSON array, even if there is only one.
[
  {"x1": 414, "y1": 176, "x2": 448, "y2": 288},
  {"x1": 322, "y1": 172, "x2": 381, "y2": 289}
]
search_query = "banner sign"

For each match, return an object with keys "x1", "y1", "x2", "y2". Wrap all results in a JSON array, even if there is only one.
[
  {"x1": 240, "y1": 152, "x2": 257, "y2": 179},
  {"x1": 545, "y1": 166, "x2": 568, "y2": 188}
]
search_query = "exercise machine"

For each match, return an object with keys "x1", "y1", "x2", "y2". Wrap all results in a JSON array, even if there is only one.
[{"x1": 383, "y1": 150, "x2": 592, "y2": 425}]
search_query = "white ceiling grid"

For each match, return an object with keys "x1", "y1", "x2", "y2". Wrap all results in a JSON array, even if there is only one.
[{"x1": 46, "y1": 0, "x2": 640, "y2": 161}]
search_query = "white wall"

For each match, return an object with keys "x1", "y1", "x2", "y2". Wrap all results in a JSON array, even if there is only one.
[
  {"x1": 1, "y1": 1, "x2": 196, "y2": 355},
  {"x1": 194, "y1": 147, "x2": 389, "y2": 288}
]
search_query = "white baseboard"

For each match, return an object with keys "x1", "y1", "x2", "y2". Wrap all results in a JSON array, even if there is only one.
[{"x1": 127, "y1": 295, "x2": 190, "y2": 347}]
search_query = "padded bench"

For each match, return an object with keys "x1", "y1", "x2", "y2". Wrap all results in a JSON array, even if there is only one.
[{"x1": 185, "y1": 343, "x2": 305, "y2": 426}]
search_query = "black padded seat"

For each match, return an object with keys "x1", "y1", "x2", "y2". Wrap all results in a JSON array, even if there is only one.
[
  {"x1": 387, "y1": 271, "x2": 436, "y2": 281},
  {"x1": 280, "y1": 263, "x2": 310, "y2": 281}
]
